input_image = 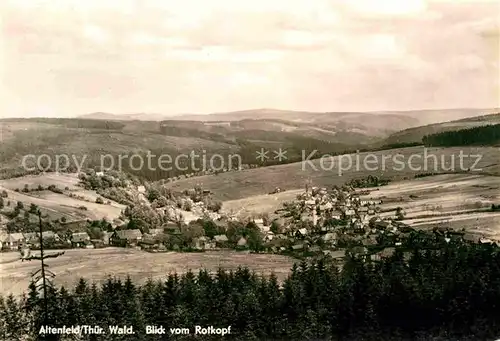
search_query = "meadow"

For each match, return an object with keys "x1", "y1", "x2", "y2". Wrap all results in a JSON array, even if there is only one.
[
  {"x1": 0, "y1": 248, "x2": 296, "y2": 296},
  {"x1": 166, "y1": 146, "x2": 500, "y2": 201},
  {"x1": 0, "y1": 173, "x2": 125, "y2": 222}
]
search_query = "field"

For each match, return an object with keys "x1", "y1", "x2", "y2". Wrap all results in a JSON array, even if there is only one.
[
  {"x1": 365, "y1": 174, "x2": 500, "y2": 237},
  {"x1": 221, "y1": 172, "x2": 500, "y2": 237},
  {"x1": 166, "y1": 146, "x2": 500, "y2": 201},
  {"x1": 0, "y1": 173, "x2": 125, "y2": 221},
  {"x1": 221, "y1": 190, "x2": 302, "y2": 217},
  {"x1": 0, "y1": 248, "x2": 297, "y2": 296}
]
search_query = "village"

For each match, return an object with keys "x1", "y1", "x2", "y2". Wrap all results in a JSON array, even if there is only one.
[{"x1": 1, "y1": 171, "x2": 497, "y2": 264}]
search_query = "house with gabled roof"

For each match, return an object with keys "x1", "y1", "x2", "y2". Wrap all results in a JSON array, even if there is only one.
[
  {"x1": 264, "y1": 232, "x2": 274, "y2": 242},
  {"x1": 4, "y1": 233, "x2": 25, "y2": 250},
  {"x1": 148, "y1": 228, "x2": 164, "y2": 236},
  {"x1": 23, "y1": 232, "x2": 39, "y2": 245},
  {"x1": 345, "y1": 209, "x2": 355, "y2": 217},
  {"x1": 0, "y1": 232, "x2": 7, "y2": 250},
  {"x1": 371, "y1": 247, "x2": 396, "y2": 261},
  {"x1": 319, "y1": 202, "x2": 333, "y2": 211},
  {"x1": 140, "y1": 233, "x2": 162, "y2": 250},
  {"x1": 110, "y1": 229, "x2": 142, "y2": 246},
  {"x1": 213, "y1": 234, "x2": 229, "y2": 248},
  {"x1": 163, "y1": 222, "x2": 182, "y2": 235},
  {"x1": 321, "y1": 232, "x2": 337, "y2": 242},
  {"x1": 214, "y1": 234, "x2": 228, "y2": 242},
  {"x1": 42, "y1": 231, "x2": 59, "y2": 241},
  {"x1": 71, "y1": 232, "x2": 90, "y2": 247},
  {"x1": 237, "y1": 237, "x2": 248, "y2": 248},
  {"x1": 253, "y1": 218, "x2": 264, "y2": 226},
  {"x1": 192, "y1": 236, "x2": 211, "y2": 250},
  {"x1": 101, "y1": 231, "x2": 111, "y2": 245},
  {"x1": 295, "y1": 228, "x2": 308, "y2": 238}
]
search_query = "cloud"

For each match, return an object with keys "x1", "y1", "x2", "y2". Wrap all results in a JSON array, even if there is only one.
[
  {"x1": 345, "y1": 0, "x2": 427, "y2": 16},
  {"x1": 165, "y1": 47, "x2": 283, "y2": 63},
  {"x1": 1, "y1": 0, "x2": 499, "y2": 117},
  {"x1": 82, "y1": 25, "x2": 110, "y2": 44},
  {"x1": 281, "y1": 30, "x2": 335, "y2": 49}
]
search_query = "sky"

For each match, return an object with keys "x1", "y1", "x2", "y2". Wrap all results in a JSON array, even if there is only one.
[{"x1": 1, "y1": 0, "x2": 499, "y2": 118}]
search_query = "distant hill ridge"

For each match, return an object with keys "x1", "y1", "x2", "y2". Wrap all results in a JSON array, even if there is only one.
[{"x1": 77, "y1": 107, "x2": 497, "y2": 125}]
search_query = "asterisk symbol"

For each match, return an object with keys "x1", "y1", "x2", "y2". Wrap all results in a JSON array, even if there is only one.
[
  {"x1": 256, "y1": 148, "x2": 269, "y2": 162},
  {"x1": 273, "y1": 148, "x2": 287, "y2": 161}
]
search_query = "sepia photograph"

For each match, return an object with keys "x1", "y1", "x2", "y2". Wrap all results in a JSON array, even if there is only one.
[{"x1": 0, "y1": 0, "x2": 499, "y2": 340}]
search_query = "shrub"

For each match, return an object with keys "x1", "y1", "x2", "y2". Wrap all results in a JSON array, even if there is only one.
[
  {"x1": 207, "y1": 200, "x2": 222, "y2": 213},
  {"x1": 47, "y1": 184, "x2": 63, "y2": 194},
  {"x1": 183, "y1": 201, "x2": 192, "y2": 211}
]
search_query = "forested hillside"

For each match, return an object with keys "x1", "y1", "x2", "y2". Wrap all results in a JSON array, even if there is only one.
[
  {"x1": 423, "y1": 124, "x2": 500, "y2": 147},
  {"x1": 383, "y1": 112, "x2": 500, "y2": 146},
  {"x1": 0, "y1": 117, "x2": 369, "y2": 181}
]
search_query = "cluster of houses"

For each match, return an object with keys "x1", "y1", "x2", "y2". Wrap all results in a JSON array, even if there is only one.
[
  {"x1": 237, "y1": 185, "x2": 500, "y2": 260},
  {"x1": 0, "y1": 231, "x2": 60, "y2": 251},
  {"x1": 259, "y1": 186, "x2": 398, "y2": 257},
  {"x1": 2, "y1": 182, "x2": 499, "y2": 259},
  {"x1": 0, "y1": 222, "x2": 244, "y2": 253},
  {"x1": 0, "y1": 230, "x2": 103, "y2": 251}
]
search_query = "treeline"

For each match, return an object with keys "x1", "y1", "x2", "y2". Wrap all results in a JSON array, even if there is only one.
[
  {"x1": 422, "y1": 124, "x2": 500, "y2": 147},
  {"x1": 346, "y1": 175, "x2": 390, "y2": 188},
  {"x1": 2, "y1": 236, "x2": 500, "y2": 340}
]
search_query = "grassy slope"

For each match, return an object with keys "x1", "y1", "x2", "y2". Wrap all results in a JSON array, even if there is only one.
[
  {"x1": 0, "y1": 173, "x2": 125, "y2": 222},
  {"x1": 165, "y1": 146, "x2": 500, "y2": 201}
]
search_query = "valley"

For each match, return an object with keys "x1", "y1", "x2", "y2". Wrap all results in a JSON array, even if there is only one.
[{"x1": 1, "y1": 110, "x2": 500, "y2": 299}]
